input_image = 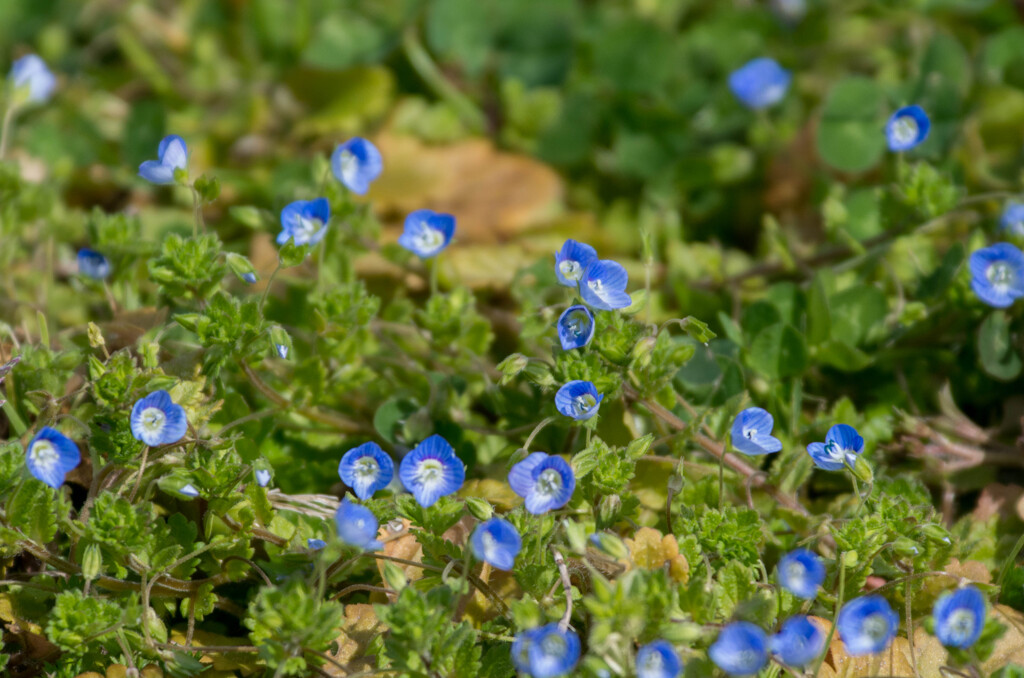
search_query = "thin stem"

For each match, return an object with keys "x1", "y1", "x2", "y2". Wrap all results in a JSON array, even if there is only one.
[
  {"x1": 0, "y1": 103, "x2": 18, "y2": 160},
  {"x1": 189, "y1": 184, "x2": 205, "y2": 237},
  {"x1": 520, "y1": 416, "x2": 556, "y2": 455},
  {"x1": 552, "y1": 547, "x2": 573, "y2": 632},
  {"x1": 429, "y1": 256, "x2": 439, "y2": 296},
  {"x1": 259, "y1": 261, "x2": 282, "y2": 311},
  {"x1": 401, "y1": 28, "x2": 486, "y2": 133},
  {"x1": 814, "y1": 554, "x2": 845, "y2": 677},
  {"x1": 128, "y1": 445, "x2": 149, "y2": 502}
]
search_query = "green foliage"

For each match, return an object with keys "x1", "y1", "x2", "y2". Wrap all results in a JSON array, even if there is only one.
[{"x1": 376, "y1": 587, "x2": 483, "y2": 676}]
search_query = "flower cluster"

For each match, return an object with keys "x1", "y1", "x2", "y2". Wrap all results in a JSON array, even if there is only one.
[{"x1": 555, "y1": 239, "x2": 632, "y2": 312}]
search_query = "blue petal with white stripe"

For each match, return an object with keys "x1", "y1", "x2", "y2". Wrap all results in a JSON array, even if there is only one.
[
  {"x1": 25, "y1": 427, "x2": 81, "y2": 489},
  {"x1": 338, "y1": 442, "x2": 394, "y2": 500},
  {"x1": 398, "y1": 435, "x2": 465, "y2": 507}
]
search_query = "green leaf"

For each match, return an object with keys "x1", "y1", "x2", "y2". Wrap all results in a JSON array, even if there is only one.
[
  {"x1": 807, "y1": 277, "x2": 831, "y2": 346},
  {"x1": 680, "y1": 316, "x2": 717, "y2": 345},
  {"x1": 8, "y1": 479, "x2": 58, "y2": 544},
  {"x1": 747, "y1": 323, "x2": 807, "y2": 379},
  {"x1": 816, "y1": 77, "x2": 886, "y2": 173},
  {"x1": 978, "y1": 310, "x2": 1022, "y2": 381},
  {"x1": 829, "y1": 286, "x2": 887, "y2": 347},
  {"x1": 816, "y1": 339, "x2": 873, "y2": 372}
]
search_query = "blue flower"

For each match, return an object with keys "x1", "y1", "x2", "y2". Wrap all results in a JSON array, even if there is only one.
[
  {"x1": 729, "y1": 58, "x2": 791, "y2": 110},
  {"x1": 77, "y1": 249, "x2": 111, "y2": 280},
  {"x1": 806, "y1": 424, "x2": 864, "y2": 471},
  {"x1": 398, "y1": 435, "x2": 465, "y2": 507},
  {"x1": 777, "y1": 549, "x2": 825, "y2": 600},
  {"x1": 331, "y1": 137, "x2": 383, "y2": 195},
  {"x1": 255, "y1": 469, "x2": 271, "y2": 487},
  {"x1": 636, "y1": 639, "x2": 682, "y2": 678},
  {"x1": 276, "y1": 343, "x2": 289, "y2": 359},
  {"x1": 555, "y1": 380, "x2": 603, "y2": 421},
  {"x1": 770, "y1": 615, "x2": 824, "y2": 667},
  {"x1": 308, "y1": 538, "x2": 327, "y2": 550},
  {"x1": 969, "y1": 243, "x2": 1024, "y2": 308},
  {"x1": 885, "y1": 105, "x2": 930, "y2": 152},
  {"x1": 277, "y1": 198, "x2": 330, "y2": 246},
  {"x1": 836, "y1": 595, "x2": 899, "y2": 656},
  {"x1": 772, "y1": 0, "x2": 807, "y2": 22},
  {"x1": 556, "y1": 305, "x2": 595, "y2": 351},
  {"x1": 513, "y1": 623, "x2": 581, "y2": 678},
  {"x1": 581, "y1": 260, "x2": 632, "y2": 311},
  {"x1": 335, "y1": 498, "x2": 383, "y2": 550},
  {"x1": 25, "y1": 427, "x2": 80, "y2": 489},
  {"x1": 130, "y1": 390, "x2": 188, "y2": 447},
  {"x1": 9, "y1": 54, "x2": 56, "y2": 104},
  {"x1": 508, "y1": 452, "x2": 575, "y2": 514},
  {"x1": 730, "y1": 407, "x2": 783, "y2": 456},
  {"x1": 933, "y1": 586, "x2": 985, "y2": 649},
  {"x1": 555, "y1": 240, "x2": 598, "y2": 287},
  {"x1": 709, "y1": 622, "x2": 769, "y2": 676},
  {"x1": 398, "y1": 209, "x2": 456, "y2": 258},
  {"x1": 180, "y1": 483, "x2": 200, "y2": 498},
  {"x1": 139, "y1": 135, "x2": 188, "y2": 185},
  {"x1": 1000, "y1": 203, "x2": 1024, "y2": 237},
  {"x1": 470, "y1": 517, "x2": 522, "y2": 571},
  {"x1": 242, "y1": 272, "x2": 257, "y2": 284},
  {"x1": 338, "y1": 442, "x2": 394, "y2": 500}
]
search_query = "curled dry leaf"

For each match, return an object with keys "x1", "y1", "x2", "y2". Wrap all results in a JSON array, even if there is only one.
[
  {"x1": 325, "y1": 603, "x2": 387, "y2": 676},
  {"x1": 623, "y1": 527, "x2": 689, "y2": 584}
]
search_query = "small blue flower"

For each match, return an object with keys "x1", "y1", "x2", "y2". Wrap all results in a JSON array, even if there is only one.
[
  {"x1": 398, "y1": 435, "x2": 465, "y2": 508},
  {"x1": 777, "y1": 548, "x2": 825, "y2": 600},
  {"x1": 709, "y1": 622, "x2": 769, "y2": 676},
  {"x1": 335, "y1": 498, "x2": 383, "y2": 550},
  {"x1": 139, "y1": 135, "x2": 188, "y2": 185},
  {"x1": 130, "y1": 390, "x2": 188, "y2": 447},
  {"x1": 308, "y1": 538, "x2": 327, "y2": 550},
  {"x1": 25, "y1": 427, "x2": 80, "y2": 489},
  {"x1": 180, "y1": 483, "x2": 200, "y2": 498},
  {"x1": 933, "y1": 586, "x2": 985, "y2": 649},
  {"x1": 636, "y1": 639, "x2": 682, "y2": 678},
  {"x1": 398, "y1": 209, "x2": 456, "y2": 258},
  {"x1": 508, "y1": 452, "x2": 576, "y2": 514},
  {"x1": 885, "y1": 105, "x2": 930, "y2": 152},
  {"x1": 969, "y1": 242, "x2": 1024, "y2": 308},
  {"x1": 470, "y1": 517, "x2": 522, "y2": 571},
  {"x1": 277, "y1": 198, "x2": 330, "y2": 246},
  {"x1": 730, "y1": 407, "x2": 783, "y2": 456},
  {"x1": 276, "y1": 343, "x2": 289, "y2": 359},
  {"x1": 555, "y1": 380, "x2": 603, "y2": 421},
  {"x1": 513, "y1": 623, "x2": 581, "y2": 678},
  {"x1": 242, "y1": 272, "x2": 257, "y2": 284},
  {"x1": 555, "y1": 240, "x2": 598, "y2": 287},
  {"x1": 836, "y1": 595, "x2": 899, "y2": 656},
  {"x1": 77, "y1": 249, "x2": 111, "y2": 280},
  {"x1": 729, "y1": 58, "x2": 791, "y2": 110},
  {"x1": 556, "y1": 305, "x2": 595, "y2": 351},
  {"x1": 338, "y1": 442, "x2": 394, "y2": 500},
  {"x1": 331, "y1": 137, "x2": 383, "y2": 195},
  {"x1": 1000, "y1": 203, "x2": 1024, "y2": 237},
  {"x1": 9, "y1": 54, "x2": 56, "y2": 104},
  {"x1": 255, "y1": 469, "x2": 271, "y2": 487},
  {"x1": 806, "y1": 423, "x2": 864, "y2": 471},
  {"x1": 581, "y1": 260, "x2": 632, "y2": 311},
  {"x1": 770, "y1": 615, "x2": 824, "y2": 667}
]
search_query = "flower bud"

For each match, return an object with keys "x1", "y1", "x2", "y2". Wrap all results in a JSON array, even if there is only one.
[{"x1": 464, "y1": 496, "x2": 493, "y2": 521}]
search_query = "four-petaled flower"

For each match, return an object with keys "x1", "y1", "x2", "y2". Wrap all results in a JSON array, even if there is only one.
[
  {"x1": 636, "y1": 639, "x2": 682, "y2": 678},
  {"x1": 709, "y1": 622, "x2": 769, "y2": 676},
  {"x1": 933, "y1": 586, "x2": 985, "y2": 649},
  {"x1": 512, "y1": 623, "x2": 581, "y2": 678},
  {"x1": 555, "y1": 380, "x2": 603, "y2": 421},
  {"x1": 130, "y1": 390, "x2": 188, "y2": 447},
  {"x1": 557, "y1": 305, "x2": 595, "y2": 351},
  {"x1": 398, "y1": 435, "x2": 465, "y2": 507},
  {"x1": 278, "y1": 198, "x2": 330, "y2": 247},
  {"x1": 777, "y1": 548, "x2": 825, "y2": 600},
  {"x1": 331, "y1": 137, "x2": 383, "y2": 195},
  {"x1": 729, "y1": 58, "x2": 791, "y2": 110},
  {"x1": 969, "y1": 242, "x2": 1024, "y2": 308},
  {"x1": 9, "y1": 54, "x2": 56, "y2": 104},
  {"x1": 730, "y1": 407, "x2": 783, "y2": 456},
  {"x1": 308, "y1": 538, "x2": 327, "y2": 550},
  {"x1": 338, "y1": 442, "x2": 394, "y2": 500},
  {"x1": 581, "y1": 260, "x2": 632, "y2": 311},
  {"x1": 335, "y1": 498, "x2": 383, "y2": 550},
  {"x1": 139, "y1": 135, "x2": 189, "y2": 185},
  {"x1": 398, "y1": 209, "x2": 455, "y2": 258},
  {"x1": 25, "y1": 427, "x2": 80, "y2": 489},
  {"x1": 770, "y1": 615, "x2": 824, "y2": 667},
  {"x1": 77, "y1": 248, "x2": 111, "y2": 280},
  {"x1": 806, "y1": 423, "x2": 864, "y2": 471},
  {"x1": 885, "y1": 105, "x2": 930, "y2": 152},
  {"x1": 255, "y1": 469, "x2": 271, "y2": 487},
  {"x1": 1000, "y1": 203, "x2": 1024, "y2": 237},
  {"x1": 470, "y1": 517, "x2": 522, "y2": 571},
  {"x1": 836, "y1": 595, "x2": 899, "y2": 656},
  {"x1": 508, "y1": 452, "x2": 576, "y2": 514},
  {"x1": 555, "y1": 240, "x2": 597, "y2": 287}
]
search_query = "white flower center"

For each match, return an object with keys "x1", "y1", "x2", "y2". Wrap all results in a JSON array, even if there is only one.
[
  {"x1": 559, "y1": 260, "x2": 583, "y2": 281},
  {"x1": 416, "y1": 459, "x2": 444, "y2": 486},
  {"x1": 947, "y1": 609, "x2": 975, "y2": 641},
  {"x1": 536, "y1": 468, "x2": 562, "y2": 497},
  {"x1": 31, "y1": 440, "x2": 59, "y2": 470},
  {"x1": 891, "y1": 116, "x2": 919, "y2": 146},
  {"x1": 574, "y1": 393, "x2": 597, "y2": 415},
  {"x1": 566, "y1": 311, "x2": 588, "y2": 337},
  {"x1": 988, "y1": 262, "x2": 1014, "y2": 290},
  {"x1": 745, "y1": 427, "x2": 758, "y2": 440},
  {"x1": 414, "y1": 226, "x2": 444, "y2": 254},
  {"x1": 140, "y1": 407, "x2": 166, "y2": 434},
  {"x1": 354, "y1": 456, "x2": 379, "y2": 479},
  {"x1": 294, "y1": 216, "x2": 322, "y2": 242},
  {"x1": 824, "y1": 441, "x2": 845, "y2": 462},
  {"x1": 588, "y1": 278, "x2": 603, "y2": 293},
  {"x1": 642, "y1": 653, "x2": 665, "y2": 670},
  {"x1": 481, "y1": 531, "x2": 500, "y2": 562},
  {"x1": 862, "y1": 613, "x2": 889, "y2": 641},
  {"x1": 786, "y1": 561, "x2": 806, "y2": 585},
  {"x1": 541, "y1": 633, "x2": 567, "y2": 656},
  {"x1": 339, "y1": 150, "x2": 359, "y2": 187}
]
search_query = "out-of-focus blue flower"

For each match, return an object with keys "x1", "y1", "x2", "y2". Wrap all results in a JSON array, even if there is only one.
[
  {"x1": 25, "y1": 427, "x2": 80, "y2": 489},
  {"x1": 242, "y1": 272, "x2": 257, "y2": 284},
  {"x1": 1000, "y1": 203, "x2": 1024, "y2": 237},
  {"x1": 331, "y1": 137, "x2": 383, "y2": 195},
  {"x1": 255, "y1": 469, "x2": 271, "y2": 487},
  {"x1": 885, "y1": 106, "x2": 930, "y2": 152},
  {"x1": 508, "y1": 452, "x2": 575, "y2": 514},
  {"x1": 729, "y1": 58, "x2": 791, "y2": 110},
  {"x1": 636, "y1": 639, "x2": 682, "y2": 678},
  {"x1": 139, "y1": 135, "x2": 188, "y2": 185},
  {"x1": 836, "y1": 595, "x2": 899, "y2": 656},
  {"x1": 969, "y1": 243, "x2": 1024, "y2": 308},
  {"x1": 513, "y1": 623, "x2": 581, "y2": 678},
  {"x1": 470, "y1": 517, "x2": 522, "y2": 571},
  {"x1": 581, "y1": 260, "x2": 632, "y2": 311},
  {"x1": 77, "y1": 249, "x2": 111, "y2": 280},
  {"x1": 709, "y1": 622, "x2": 769, "y2": 676},
  {"x1": 338, "y1": 442, "x2": 394, "y2": 500},
  {"x1": 555, "y1": 380, "x2": 603, "y2": 421},
  {"x1": 308, "y1": 538, "x2": 327, "y2": 550},
  {"x1": 806, "y1": 424, "x2": 864, "y2": 471},
  {"x1": 9, "y1": 54, "x2": 56, "y2": 104},
  {"x1": 130, "y1": 390, "x2": 188, "y2": 447},
  {"x1": 933, "y1": 586, "x2": 985, "y2": 649},
  {"x1": 557, "y1": 305, "x2": 595, "y2": 351},
  {"x1": 777, "y1": 548, "x2": 825, "y2": 600},
  {"x1": 180, "y1": 483, "x2": 200, "y2": 498},
  {"x1": 398, "y1": 435, "x2": 465, "y2": 508},
  {"x1": 398, "y1": 209, "x2": 455, "y2": 258},
  {"x1": 770, "y1": 615, "x2": 824, "y2": 667},
  {"x1": 335, "y1": 498, "x2": 383, "y2": 550},
  {"x1": 555, "y1": 240, "x2": 598, "y2": 287},
  {"x1": 730, "y1": 407, "x2": 782, "y2": 456},
  {"x1": 277, "y1": 198, "x2": 330, "y2": 246}
]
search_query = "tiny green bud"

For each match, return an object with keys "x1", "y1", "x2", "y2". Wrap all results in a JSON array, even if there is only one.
[
  {"x1": 382, "y1": 562, "x2": 408, "y2": 592},
  {"x1": 173, "y1": 166, "x2": 189, "y2": 185},
  {"x1": 225, "y1": 252, "x2": 258, "y2": 284},
  {"x1": 82, "y1": 543, "x2": 102, "y2": 582},
  {"x1": 590, "y1": 532, "x2": 629, "y2": 561},
  {"x1": 597, "y1": 494, "x2": 623, "y2": 527},
  {"x1": 141, "y1": 342, "x2": 160, "y2": 369},
  {"x1": 630, "y1": 335, "x2": 657, "y2": 369},
  {"x1": 850, "y1": 456, "x2": 874, "y2": 484},
  {"x1": 523, "y1": 361, "x2": 556, "y2": 389},
  {"x1": 920, "y1": 524, "x2": 952, "y2": 546},
  {"x1": 194, "y1": 174, "x2": 220, "y2": 203},
  {"x1": 842, "y1": 551, "x2": 859, "y2": 568},
  {"x1": 497, "y1": 353, "x2": 530, "y2": 385},
  {"x1": 464, "y1": 497, "x2": 493, "y2": 521},
  {"x1": 86, "y1": 322, "x2": 106, "y2": 350},
  {"x1": 175, "y1": 313, "x2": 201, "y2": 333},
  {"x1": 892, "y1": 537, "x2": 921, "y2": 558}
]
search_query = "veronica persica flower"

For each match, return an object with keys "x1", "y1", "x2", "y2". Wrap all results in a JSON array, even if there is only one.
[
  {"x1": 130, "y1": 390, "x2": 188, "y2": 446},
  {"x1": 555, "y1": 380, "x2": 603, "y2": 421},
  {"x1": 557, "y1": 305, "x2": 596, "y2": 351},
  {"x1": 335, "y1": 498, "x2": 383, "y2": 550},
  {"x1": 709, "y1": 622, "x2": 769, "y2": 676},
  {"x1": 331, "y1": 137, "x2": 383, "y2": 195},
  {"x1": 770, "y1": 615, "x2": 824, "y2": 667},
  {"x1": 308, "y1": 538, "x2": 327, "y2": 550},
  {"x1": 806, "y1": 423, "x2": 864, "y2": 471},
  {"x1": 555, "y1": 239, "x2": 597, "y2": 287},
  {"x1": 77, "y1": 249, "x2": 111, "y2": 280},
  {"x1": 508, "y1": 452, "x2": 575, "y2": 514},
  {"x1": 836, "y1": 595, "x2": 899, "y2": 656},
  {"x1": 885, "y1": 105, "x2": 930, "y2": 152},
  {"x1": 255, "y1": 469, "x2": 271, "y2": 487},
  {"x1": 398, "y1": 435, "x2": 465, "y2": 507},
  {"x1": 636, "y1": 639, "x2": 682, "y2": 678},
  {"x1": 933, "y1": 586, "x2": 985, "y2": 649},
  {"x1": 242, "y1": 272, "x2": 257, "y2": 284},
  {"x1": 25, "y1": 427, "x2": 80, "y2": 489},
  {"x1": 180, "y1": 483, "x2": 200, "y2": 498},
  {"x1": 730, "y1": 407, "x2": 783, "y2": 456},
  {"x1": 338, "y1": 442, "x2": 394, "y2": 500},
  {"x1": 514, "y1": 623, "x2": 581, "y2": 678},
  {"x1": 729, "y1": 58, "x2": 791, "y2": 110},
  {"x1": 581, "y1": 260, "x2": 632, "y2": 311},
  {"x1": 277, "y1": 198, "x2": 330, "y2": 247},
  {"x1": 398, "y1": 209, "x2": 455, "y2": 258},
  {"x1": 9, "y1": 54, "x2": 56, "y2": 104},
  {"x1": 777, "y1": 548, "x2": 825, "y2": 599},
  {"x1": 1000, "y1": 203, "x2": 1024, "y2": 237},
  {"x1": 139, "y1": 135, "x2": 188, "y2": 185},
  {"x1": 470, "y1": 517, "x2": 521, "y2": 571},
  {"x1": 969, "y1": 243, "x2": 1024, "y2": 308}
]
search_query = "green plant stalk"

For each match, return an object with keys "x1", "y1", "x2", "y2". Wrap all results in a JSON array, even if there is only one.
[{"x1": 814, "y1": 554, "x2": 845, "y2": 677}]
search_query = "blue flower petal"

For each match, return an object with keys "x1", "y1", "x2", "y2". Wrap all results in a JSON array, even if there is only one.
[
  {"x1": 777, "y1": 549, "x2": 825, "y2": 599},
  {"x1": 398, "y1": 435, "x2": 465, "y2": 507},
  {"x1": 508, "y1": 452, "x2": 549, "y2": 498},
  {"x1": 769, "y1": 615, "x2": 824, "y2": 667},
  {"x1": 836, "y1": 595, "x2": 899, "y2": 656},
  {"x1": 826, "y1": 424, "x2": 864, "y2": 455},
  {"x1": 331, "y1": 137, "x2": 383, "y2": 195},
  {"x1": 522, "y1": 456, "x2": 575, "y2": 514},
  {"x1": 933, "y1": 586, "x2": 985, "y2": 649},
  {"x1": 1000, "y1": 203, "x2": 1024, "y2": 237},
  {"x1": 525, "y1": 623, "x2": 580, "y2": 678},
  {"x1": 709, "y1": 622, "x2": 768, "y2": 676},
  {"x1": 77, "y1": 249, "x2": 111, "y2": 280},
  {"x1": 25, "y1": 427, "x2": 80, "y2": 489},
  {"x1": 636, "y1": 639, "x2": 682, "y2": 678},
  {"x1": 730, "y1": 407, "x2": 782, "y2": 455},
  {"x1": 555, "y1": 380, "x2": 602, "y2": 420},
  {"x1": 729, "y1": 58, "x2": 791, "y2": 110},
  {"x1": 10, "y1": 55, "x2": 57, "y2": 103},
  {"x1": 969, "y1": 243, "x2": 1024, "y2": 308},
  {"x1": 398, "y1": 209, "x2": 456, "y2": 258},
  {"x1": 470, "y1": 517, "x2": 522, "y2": 571},
  {"x1": 885, "y1": 105, "x2": 930, "y2": 152},
  {"x1": 130, "y1": 390, "x2": 188, "y2": 446},
  {"x1": 138, "y1": 160, "x2": 176, "y2": 185},
  {"x1": 335, "y1": 499, "x2": 382, "y2": 550},
  {"x1": 806, "y1": 441, "x2": 844, "y2": 471},
  {"x1": 338, "y1": 442, "x2": 395, "y2": 500},
  {"x1": 255, "y1": 469, "x2": 271, "y2": 487},
  {"x1": 557, "y1": 305, "x2": 596, "y2": 351},
  {"x1": 158, "y1": 135, "x2": 188, "y2": 170},
  {"x1": 555, "y1": 240, "x2": 598, "y2": 287}
]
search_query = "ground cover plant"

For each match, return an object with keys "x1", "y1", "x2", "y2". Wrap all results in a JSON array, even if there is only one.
[{"x1": 3, "y1": 0, "x2": 1024, "y2": 676}]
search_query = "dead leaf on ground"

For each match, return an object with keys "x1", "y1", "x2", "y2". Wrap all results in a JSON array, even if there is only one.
[
  {"x1": 973, "y1": 483, "x2": 1024, "y2": 523},
  {"x1": 325, "y1": 603, "x2": 386, "y2": 676},
  {"x1": 168, "y1": 628, "x2": 261, "y2": 675},
  {"x1": 623, "y1": 527, "x2": 689, "y2": 583},
  {"x1": 376, "y1": 515, "x2": 475, "y2": 590}
]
